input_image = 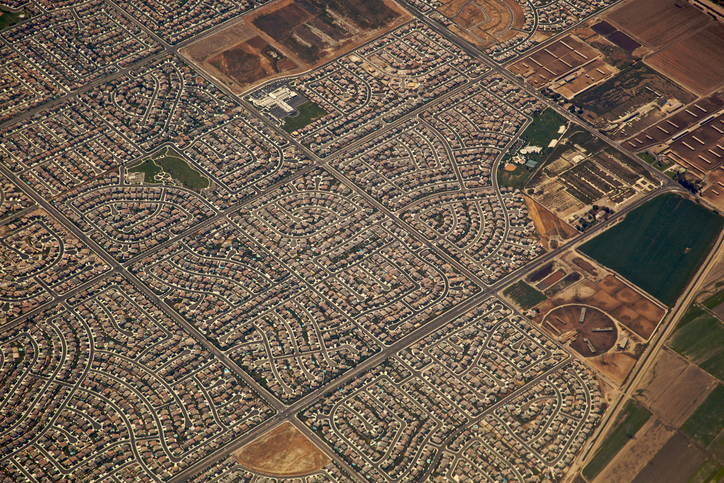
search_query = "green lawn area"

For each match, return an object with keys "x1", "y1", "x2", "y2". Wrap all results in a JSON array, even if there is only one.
[
  {"x1": 156, "y1": 155, "x2": 208, "y2": 190},
  {"x1": 582, "y1": 400, "x2": 652, "y2": 480},
  {"x1": 503, "y1": 281, "x2": 546, "y2": 310},
  {"x1": 0, "y1": 8, "x2": 28, "y2": 31},
  {"x1": 686, "y1": 459, "x2": 723, "y2": 483},
  {"x1": 579, "y1": 193, "x2": 724, "y2": 306},
  {"x1": 282, "y1": 101, "x2": 327, "y2": 134},
  {"x1": 669, "y1": 313, "x2": 724, "y2": 380},
  {"x1": 681, "y1": 384, "x2": 724, "y2": 446},
  {"x1": 637, "y1": 152, "x2": 668, "y2": 171},
  {"x1": 519, "y1": 108, "x2": 568, "y2": 162},
  {"x1": 128, "y1": 158, "x2": 162, "y2": 183},
  {"x1": 128, "y1": 147, "x2": 208, "y2": 190},
  {"x1": 497, "y1": 164, "x2": 534, "y2": 189}
]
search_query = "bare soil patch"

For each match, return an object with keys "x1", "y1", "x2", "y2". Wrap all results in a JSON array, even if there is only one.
[
  {"x1": 630, "y1": 432, "x2": 708, "y2": 483},
  {"x1": 637, "y1": 349, "x2": 718, "y2": 427},
  {"x1": 523, "y1": 195, "x2": 578, "y2": 251},
  {"x1": 233, "y1": 422, "x2": 330, "y2": 476},
  {"x1": 599, "y1": 274, "x2": 626, "y2": 295},
  {"x1": 589, "y1": 352, "x2": 637, "y2": 386},
  {"x1": 573, "y1": 257, "x2": 598, "y2": 276},
  {"x1": 439, "y1": 0, "x2": 524, "y2": 49},
  {"x1": 606, "y1": 0, "x2": 711, "y2": 50},
  {"x1": 614, "y1": 287, "x2": 642, "y2": 306},
  {"x1": 588, "y1": 289, "x2": 623, "y2": 313},
  {"x1": 646, "y1": 23, "x2": 724, "y2": 96},
  {"x1": 592, "y1": 417, "x2": 675, "y2": 483}
]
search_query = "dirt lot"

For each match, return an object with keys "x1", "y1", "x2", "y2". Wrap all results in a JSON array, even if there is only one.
[
  {"x1": 544, "y1": 305, "x2": 618, "y2": 357},
  {"x1": 630, "y1": 432, "x2": 708, "y2": 483},
  {"x1": 523, "y1": 195, "x2": 578, "y2": 250},
  {"x1": 606, "y1": 0, "x2": 711, "y2": 50},
  {"x1": 646, "y1": 23, "x2": 724, "y2": 96},
  {"x1": 701, "y1": 166, "x2": 724, "y2": 211},
  {"x1": 592, "y1": 417, "x2": 676, "y2": 483},
  {"x1": 589, "y1": 352, "x2": 637, "y2": 386},
  {"x1": 554, "y1": 58, "x2": 617, "y2": 99},
  {"x1": 636, "y1": 349, "x2": 718, "y2": 427},
  {"x1": 183, "y1": 0, "x2": 410, "y2": 93},
  {"x1": 233, "y1": 422, "x2": 331, "y2": 476},
  {"x1": 438, "y1": 0, "x2": 524, "y2": 49}
]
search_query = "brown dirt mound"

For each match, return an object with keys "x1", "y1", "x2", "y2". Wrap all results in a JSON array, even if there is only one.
[{"x1": 233, "y1": 422, "x2": 331, "y2": 476}]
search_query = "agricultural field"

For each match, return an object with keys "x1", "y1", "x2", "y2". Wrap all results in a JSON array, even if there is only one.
[
  {"x1": 668, "y1": 310, "x2": 724, "y2": 380},
  {"x1": 582, "y1": 400, "x2": 652, "y2": 480},
  {"x1": 646, "y1": 23, "x2": 724, "y2": 96},
  {"x1": 680, "y1": 384, "x2": 724, "y2": 447},
  {"x1": 606, "y1": 0, "x2": 711, "y2": 50},
  {"x1": 579, "y1": 193, "x2": 724, "y2": 306},
  {"x1": 502, "y1": 280, "x2": 546, "y2": 310},
  {"x1": 629, "y1": 432, "x2": 709, "y2": 483}
]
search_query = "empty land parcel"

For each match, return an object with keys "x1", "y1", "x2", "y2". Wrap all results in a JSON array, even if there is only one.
[
  {"x1": 182, "y1": 0, "x2": 411, "y2": 92},
  {"x1": 579, "y1": 193, "x2": 724, "y2": 306}
]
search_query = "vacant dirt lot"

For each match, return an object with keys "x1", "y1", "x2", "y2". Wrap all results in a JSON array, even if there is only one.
[
  {"x1": 606, "y1": 0, "x2": 711, "y2": 50},
  {"x1": 589, "y1": 352, "x2": 636, "y2": 386},
  {"x1": 592, "y1": 417, "x2": 675, "y2": 483},
  {"x1": 646, "y1": 23, "x2": 724, "y2": 96},
  {"x1": 523, "y1": 195, "x2": 578, "y2": 251},
  {"x1": 636, "y1": 349, "x2": 718, "y2": 427},
  {"x1": 233, "y1": 422, "x2": 330, "y2": 476},
  {"x1": 439, "y1": 0, "x2": 524, "y2": 49}
]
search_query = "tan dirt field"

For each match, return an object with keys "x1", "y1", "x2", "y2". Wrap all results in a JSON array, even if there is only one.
[
  {"x1": 606, "y1": 0, "x2": 711, "y2": 50},
  {"x1": 523, "y1": 195, "x2": 578, "y2": 250},
  {"x1": 233, "y1": 422, "x2": 331, "y2": 476},
  {"x1": 636, "y1": 349, "x2": 718, "y2": 427},
  {"x1": 646, "y1": 23, "x2": 724, "y2": 96},
  {"x1": 183, "y1": 0, "x2": 411, "y2": 93},
  {"x1": 592, "y1": 417, "x2": 676, "y2": 483},
  {"x1": 598, "y1": 274, "x2": 626, "y2": 295},
  {"x1": 589, "y1": 352, "x2": 636, "y2": 386},
  {"x1": 701, "y1": 167, "x2": 724, "y2": 212},
  {"x1": 438, "y1": 0, "x2": 524, "y2": 49}
]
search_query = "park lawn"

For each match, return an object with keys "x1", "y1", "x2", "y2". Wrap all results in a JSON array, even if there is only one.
[
  {"x1": 497, "y1": 164, "x2": 534, "y2": 189},
  {"x1": 282, "y1": 101, "x2": 327, "y2": 134},
  {"x1": 582, "y1": 400, "x2": 652, "y2": 480},
  {"x1": 680, "y1": 384, "x2": 724, "y2": 447},
  {"x1": 503, "y1": 281, "x2": 546, "y2": 310},
  {"x1": 518, "y1": 108, "x2": 567, "y2": 162},
  {"x1": 668, "y1": 312, "x2": 724, "y2": 380},
  {"x1": 156, "y1": 155, "x2": 209, "y2": 190},
  {"x1": 128, "y1": 158, "x2": 162, "y2": 183},
  {"x1": 0, "y1": 8, "x2": 27, "y2": 31},
  {"x1": 579, "y1": 193, "x2": 724, "y2": 306}
]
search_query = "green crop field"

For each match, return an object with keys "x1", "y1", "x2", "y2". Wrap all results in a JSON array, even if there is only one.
[
  {"x1": 681, "y1": 384, "x2": 724, "y2": 446},
  {"x1": 676, "y1": 304, "x2": 707, "y2": 330},
  {"x1": 128, "y1": 159, "x2": 162, "y2": 183},
  {"x1": 669, "y1": 312, "x2": 724, "y2": 380},
  {"x1": 579, "y1": 194, "x2": 724, "y2": 306},
  {"x1": 282, "y1": 101, "x2": 327, "y2": 134},
  {"x1": 503, "y1": 281, "x2": 546, "y2": 310},
  {"x1": 686, "y1": 459, "x2": 723, "y2": 483},
  {"x1": 582, "y1": 400, "x2": 652, "y2": 480},
  {"x1": 704, "y1": 289, "x2": 724, "y2": 310}
]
